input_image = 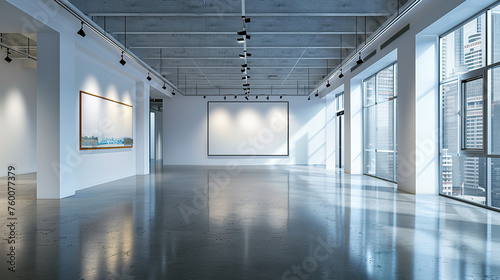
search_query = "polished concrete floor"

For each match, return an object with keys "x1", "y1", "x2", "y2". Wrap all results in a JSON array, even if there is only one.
[{"x1": 1, "y1": 165, "x2": 500, "y2": 280}]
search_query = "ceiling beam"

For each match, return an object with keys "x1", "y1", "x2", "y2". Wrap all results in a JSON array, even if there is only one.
[
  {"x1": 87, "y1": 12, "x2": 392, "y2": 17},
  {"x1": 156, "y1": 66, "x2": 336, "y2": 69},
  {"x1": 143, "y1": 57, "x2": 341, "y2": 60},
  {"x1": 110, "y1": 31, "x2": 372, "y2": 35},
  {"x1": 130, "y1": 46, "x2": 355, "y2": 49}
]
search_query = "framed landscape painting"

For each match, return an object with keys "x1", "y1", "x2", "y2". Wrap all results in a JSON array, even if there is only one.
[{"x1": 80, "y1": 91, "x2": 133, "y2": 150}]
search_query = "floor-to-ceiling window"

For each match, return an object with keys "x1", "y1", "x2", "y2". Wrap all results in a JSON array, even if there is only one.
[
  {"x1": 439, "y1": 2, "x2": 500, "y2": 209},
  {"x1": 363, "y1": 63, "x2": 398, "y2": 182}
]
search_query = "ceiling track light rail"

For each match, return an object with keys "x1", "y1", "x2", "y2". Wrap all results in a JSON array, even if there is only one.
[
  {"x1": 0, "y1": 42, "x2": 37, "y2": 61},
  {"x1": 310, "y1": 0, "x2": 421, "y2": 96}
]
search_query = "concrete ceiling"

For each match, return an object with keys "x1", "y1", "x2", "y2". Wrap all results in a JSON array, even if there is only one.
[{"x1": 68, "y1": 0, "x2": 409, "y2": 96}]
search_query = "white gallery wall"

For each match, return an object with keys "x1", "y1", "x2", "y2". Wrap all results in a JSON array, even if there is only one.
[
  {"x1": 1, "y1": 0, "x2": 169, "y2": 198},
  {"x1": 73, "y1": 46, "x2": 137, "y2": 191},
  {"x1": 0, "y1": 52, "x2": 37, "y2": 177},
  {"x1": 163, "y1": 95, "x2": 326, "y2": 165}
]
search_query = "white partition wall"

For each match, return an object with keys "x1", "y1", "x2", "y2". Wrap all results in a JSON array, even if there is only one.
[{"x1": 163, "y1": 96, "x2": 326, "y2": 165}]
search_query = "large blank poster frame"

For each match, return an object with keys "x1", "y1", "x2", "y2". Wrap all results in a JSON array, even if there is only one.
[
  {"x1": 207, "y1": 101, "x2": 289, "y2": 156},
  {"x1": 80, "y1": 91, "x2": 134, "y2": 150}
]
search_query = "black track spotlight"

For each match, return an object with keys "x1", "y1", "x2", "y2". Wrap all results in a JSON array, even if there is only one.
[
  {"x1": 326, "y1": 80, "x2": 331, "y2": 88},
  {"x1": 245, "y1": 96, "x2": 249, "y2": 100},
  {"x1": 242, "y1": 64, "x2": 248, "y2": 68},
  {"x1": 203, "y1": 95, "x2": 207, "y2": 99},
  {"x1": 239, "y1": 54, "x2": 245, "y2": 59},
  {"x1": 244, "y1": 17, "x2": 251, "y2": 23},
  {"x1": 356, "y1": 52, "x2": 364, "y2": 65},
  {"x1": 243, "y1": 83, "x2": 250, "y2": 87},
  {"x1": 280, "y1": 95, "x2": 283, "y2": 99},
  {"x1": 246, "y1": 35, "x2": 251, "y2": 40},
  {"x1": 162, "y1": 83, "x2": 167, "y2": 90},
  {"x1": 308, "y1": 96, "x2": 311, "y2": 101},
  {"x1": 237, "y1": 38, "x2": 245, "y2": 43},
  {"x1": 171, "y1": 91, "x2": 176, "y2": 96},
  {"x1": 246, "y1": 67, "x2": 250, "y2": 71},
  {"x1": 235, "y1": 95, "x2": 237, "y2": 99},
  {"x1": 224, "y1": 96, "x2": 226, "y2": 100},
  {"x1": 77, "y1": 21, "x2": 86, "y2": 37},
  {"x1": 237, "y1": 30, "x2": 247, "y2": 36},
  {"x1": 4, "y1": 49, "x2": 12, "y2": 63},
  {"x1": 266, "y1": 96, "x2": 269, "y2": 100},
  {"x1": 241, "y1": 69, "x2": 245, "y2": 73},
  {"x1": 315, "y1": 91, "x2": 319, "y2": 97},
  {"x1": 245, "y1": 51, "x2": 251, "y2": 57},
  {"x1": 119, "y1": 51, "x2": 126, "y2": 66},
  {"x1": 146, "y1": 72, "x2": 152, "y2": 81},
  {"x1": 339, "y1": 69, "x2": 344, "y2": 78}
]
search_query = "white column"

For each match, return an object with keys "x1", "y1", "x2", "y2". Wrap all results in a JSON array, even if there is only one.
[
  {"x1": 36, "y1": 32, "x2": 62, "y2": 199},
  {"x1": 344, "y1": 80, "x2": 363, "y2": 174},
  {"x1": 397, "y1": 38, "x2": 417, "y2": 194},
  {"x1": 135, "y1": 82, "x2": 150, "y2": 175},
  {"x1": 326, "y1": 93, "x2": 336, "y2": 170},
  {"x1": 415, "y1": 35, "x2": 439, "y2": 194},
  {"x1": 37, "y1": 32, "x2": 78, "y2": 199}
]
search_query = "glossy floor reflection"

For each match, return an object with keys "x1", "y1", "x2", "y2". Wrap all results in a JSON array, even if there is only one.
[{"x1": 1, "y1": 165, "x2": 500, "y2": 279}]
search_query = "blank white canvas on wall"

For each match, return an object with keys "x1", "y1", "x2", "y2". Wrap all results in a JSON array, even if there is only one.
[{"x1": 207, "y1": 101, "x2": 289, "y2": 156}]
